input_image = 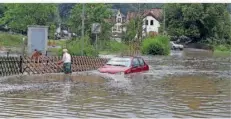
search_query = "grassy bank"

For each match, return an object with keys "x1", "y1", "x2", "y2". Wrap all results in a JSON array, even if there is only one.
[
  {"x1": 0, "y1": 32, "x2": 25, "y2": 48},
  {"x1": 213, "y1": 45, "x2": 231, "y2": 55}
]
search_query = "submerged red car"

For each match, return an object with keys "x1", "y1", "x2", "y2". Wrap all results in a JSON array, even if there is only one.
[{"x1": 98, "y1": 56, "x2": 149, "y2": 74}]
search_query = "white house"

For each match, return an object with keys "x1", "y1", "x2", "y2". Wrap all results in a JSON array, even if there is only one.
[
  {"x1": 126, "y1": 8, "x2": 162, "y2": 39},
  {"x1": 110, "y1": 9, "x2": 126, "y2": 42}
]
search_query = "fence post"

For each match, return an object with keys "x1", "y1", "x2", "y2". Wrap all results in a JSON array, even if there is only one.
[
  {"x1": 19, "y1": 56, "x2": 23, "y2": 74},
  {"x1": 6, "y1": 51, "x2": 9, "y2": 58}
]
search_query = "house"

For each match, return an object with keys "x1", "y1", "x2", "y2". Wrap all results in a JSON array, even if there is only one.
[
  {"x1": 110, "y1": 9, "x2": 126, "y2": 42},
  {"x1": 126, "y1": 8, "x2": 162, "y2": 38},
  {"x1": 142, "y1": 8, "x2": 162, "y2": 37}
]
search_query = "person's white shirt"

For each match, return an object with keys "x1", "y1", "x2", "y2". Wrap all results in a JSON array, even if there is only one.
[{"x1": 62, "y1": 52, "x2": 71, "y2": 63}]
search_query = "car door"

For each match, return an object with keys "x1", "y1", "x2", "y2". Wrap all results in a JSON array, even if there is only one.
[
  {"x1": 130, "y1": 58, "x2": 141, "y2": 73},
  {"x1": 138, "y1": 58, "x2": 149, "y2": 71}
]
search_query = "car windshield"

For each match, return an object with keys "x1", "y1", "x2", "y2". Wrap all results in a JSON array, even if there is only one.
[{"x1": 106, "y1": 58, "x2": 131, "y2": 67}]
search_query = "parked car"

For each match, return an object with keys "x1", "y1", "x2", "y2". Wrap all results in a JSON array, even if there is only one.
[
  {"x1": 98, "y1": 56, "x2": 149, "y2": 74},
  {"x1": 170, "y1": 41, "x2": 184, "y2": 50}
]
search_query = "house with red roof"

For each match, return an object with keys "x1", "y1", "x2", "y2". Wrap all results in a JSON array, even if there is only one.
[{"x1": 126, "y1": 8, "x2": 163, "y2": 38}]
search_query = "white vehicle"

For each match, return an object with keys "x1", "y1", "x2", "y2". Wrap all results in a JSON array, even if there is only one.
[{"x1": 170, "y1": 41, "x2": 184, "y2": 50}]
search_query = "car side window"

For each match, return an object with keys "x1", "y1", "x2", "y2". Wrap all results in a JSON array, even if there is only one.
[
  {"x1": 132, "y1": 58, "x2": 140, "y2": 67},
  {"x1": 138, "y1": 58, "x2": 145, "y2": 66}
]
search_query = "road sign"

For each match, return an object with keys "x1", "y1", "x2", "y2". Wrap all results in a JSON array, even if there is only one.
[{"x1": 91, "y1": 23, "x2": 101, "y2": 34}]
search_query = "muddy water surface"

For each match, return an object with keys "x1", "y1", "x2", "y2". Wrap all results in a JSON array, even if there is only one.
[{"x1": 0, "y1": 48, "x2": 230, "y2": 118}]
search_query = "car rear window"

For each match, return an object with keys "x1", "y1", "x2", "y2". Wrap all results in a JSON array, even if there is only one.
[{"x1": 106, "y1": 58, "x2": 131, "y2": 67}]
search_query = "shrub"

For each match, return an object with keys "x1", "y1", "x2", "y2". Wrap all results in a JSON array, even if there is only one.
[
  {"x1": 101, "y1": 40, "x2": 128, "y2": 54},
  {"x1": 58, "y1": 36, "x2": 99, "y2": 57},
  {"x1": 141, "y1": 35, "x2": 170, "y2": 55}
]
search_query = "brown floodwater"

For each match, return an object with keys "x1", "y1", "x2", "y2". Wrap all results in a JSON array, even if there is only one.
[{"x1": 0, "y1": 48, "x2": 230, "y2": 118}]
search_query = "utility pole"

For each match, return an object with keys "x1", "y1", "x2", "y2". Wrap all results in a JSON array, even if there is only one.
[
  {"x1": 81, "y1": 3, "x2": 85, "y2": 56},
  {"x1": 138, "y1": 3, "x2": 141, "y2": 41},
  {"x1": 163, "y1": 4, "x2": 166, "y2": 35}
]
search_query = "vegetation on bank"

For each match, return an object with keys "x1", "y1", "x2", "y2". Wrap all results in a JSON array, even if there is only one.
[
  {"x1": 0, "y1": 32, "x2": 25, "y2": 48},
  {"x1": 141, "y1": 35, "x2": 170, "y2": 55},
  {"x1": 99, "y1": 40, "x2": 129, "y2": 54},
  {"x1": 214, "y1": 45, "x2": 231, "y2": 53},
  {"x1": 55, "y1": 36, "x2": 98, "y2": 57}
]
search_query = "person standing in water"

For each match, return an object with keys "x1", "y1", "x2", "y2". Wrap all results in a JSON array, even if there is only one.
[{"x1": 58, "y1": 49, "x2": 72, "y2": 75}]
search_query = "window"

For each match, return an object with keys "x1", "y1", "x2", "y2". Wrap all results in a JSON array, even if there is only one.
[
  {"x1": 106, "y1": 58, "x2": 131, "y2": 67},
  {"x1": 150, "y1": 20, "x2": 154, "y2": 25},
  {"x1": 132, "y1": 58, "x2": 140, "y2": 67},
  {"x1": 118, "y1": 18, "x2": 121, "y2": 23},
  {"x1": 138, "y1": 58, "x2": 145, "y2": 66},
  {"x1": 145, "y1": 20, "x2": 148, "y2": 25}
]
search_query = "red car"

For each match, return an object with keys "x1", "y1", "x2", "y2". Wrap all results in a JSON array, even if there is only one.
[{"x1": 98, "y1": 56, "x2": 149, "y2": 74}]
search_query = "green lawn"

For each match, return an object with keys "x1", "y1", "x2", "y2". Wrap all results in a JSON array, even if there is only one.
[{"x1": 0, "y1": 32, "x2": 25, "y2": 48}]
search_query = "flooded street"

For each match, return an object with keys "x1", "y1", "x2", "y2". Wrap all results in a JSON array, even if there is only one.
[{"x1": 0, "y1": 48, "x2": 230, "y2": 118}]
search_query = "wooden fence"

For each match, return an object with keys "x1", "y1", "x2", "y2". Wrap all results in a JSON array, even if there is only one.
[{"x1": 0, "y1": 56, "x2": 109, "y2": 77}]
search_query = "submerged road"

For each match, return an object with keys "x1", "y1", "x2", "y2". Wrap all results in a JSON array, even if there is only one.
[{"x1": 0, "y1": 48, "x2": 230, "y2": 118}]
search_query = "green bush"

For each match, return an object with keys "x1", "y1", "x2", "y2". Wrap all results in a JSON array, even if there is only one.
[
  {"x1": 100, "y1": 40, "x2": 128, "y2": 54},
  {"x1": 58, "y1": 36, "x2": 99, "y2": 57},
  {"x1": 141, "y1": 35, "x2": 170, "y2": 55}
]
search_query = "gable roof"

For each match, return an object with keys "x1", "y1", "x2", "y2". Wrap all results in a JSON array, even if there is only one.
[
  {"x1": 143, "y1": 8, "x2": 162, "y2": 21},
  {"x1": 126, "y1": 8, "x2": 163, "y2": 22},
  {"x1": 109, "y1": 9, "x2": 125, "y2": 17}
]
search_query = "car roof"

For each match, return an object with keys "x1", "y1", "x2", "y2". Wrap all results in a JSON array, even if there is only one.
[{"x1": 114, "y1": 55, "x2": 143, "y2": 59}]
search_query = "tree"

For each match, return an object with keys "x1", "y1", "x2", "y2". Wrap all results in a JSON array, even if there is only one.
[
  {"x1": 165, "y1": 3, "x2": 231, "y2": 44},
  {"x1": 0, "y1": 4, "x2": 58, "y2": 33},
  {"x1": 0, "y1": 4, "x2": 6, "y2": 19},
  {"x1": 58, "y1": 3, "x2": 75, "y2": 23},
  {"x1": 68, "y1": 3, "x2": 113, "y2": 44},
  {"x1": 123, "y1": 16, "x2": 142, "y2": 43}
]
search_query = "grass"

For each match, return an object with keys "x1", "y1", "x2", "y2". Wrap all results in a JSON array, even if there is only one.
[
  {"x1": 0, "y1": 32, "x2": 68, "y2": 47},
  {"x1": 212, "y1": 44, "x2": 231, "y2": 56},
  {"x1": 214, "y1": 45, "x2": 231, "y2": 52},
  {"x1": 0, "y1": 32, "x2": 25, "y2": 48},
  {"x1": 48, "y1": 39, "x2": 67, "y2": 47}
]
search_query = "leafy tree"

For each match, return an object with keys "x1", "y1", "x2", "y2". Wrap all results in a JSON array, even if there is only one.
[
  {"x1": 0, "y1": 4, "x2": 6, "y2": 19},
  {"x1": 165, "y1": 3, "x2": 231, "y2": 45},
  {"x1": 68, "y1": 3, "x2": 113, "y2": 44},
  {"x1": 58, "y1": 3, "x2": 75, "y2": 23},
  {"x1": 0, "y1": 4, "x2": 58, "y2": 33},
  {"x1": 123, "y1": 16, "x2": 142, "y2": 43}
]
